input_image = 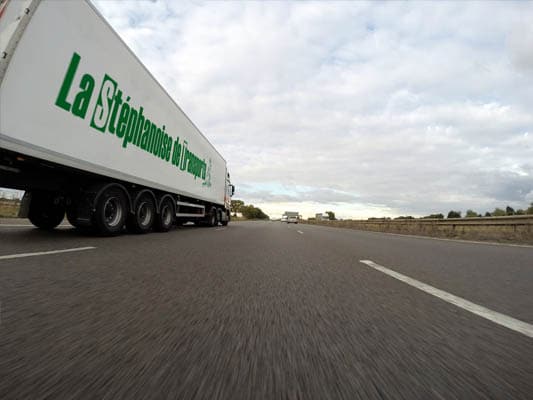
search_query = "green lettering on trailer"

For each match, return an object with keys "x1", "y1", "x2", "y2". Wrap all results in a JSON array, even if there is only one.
[
  {"x1": 90, "y1": 74, "x2": 117, "y2": 132},
  {"x1": 55, "y1": 52, "x2": 81, "y2": 111},
  {"x1": 54, "y1": 52, "x2": 211, "y2": 185}
]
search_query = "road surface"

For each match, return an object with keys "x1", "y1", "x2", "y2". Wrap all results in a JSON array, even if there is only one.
[{"x1": 1, "y1": 219, "x2": 532, "y2": 399}]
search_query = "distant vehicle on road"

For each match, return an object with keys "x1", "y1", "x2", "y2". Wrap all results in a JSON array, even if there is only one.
[
  {"x1": 283, "y1": 211, "x2": 299, "y2": 224},
  {"x1": 0, "y1": 0, "x2": 234, "y2": 235}
]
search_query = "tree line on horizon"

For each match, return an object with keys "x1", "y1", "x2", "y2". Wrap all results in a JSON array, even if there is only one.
[
  {"x1": 305, "y1": 203, "x2": 533, "y2": 221},
  {"x1": 230, "y1": 200, "x2": 269, "y2": 220},
  {"x1": 387, "y1": 203, "x2": 533, "y2": 220},
  {"x1": 228, "y1": 199, "x2": 533, "y2": 222}
]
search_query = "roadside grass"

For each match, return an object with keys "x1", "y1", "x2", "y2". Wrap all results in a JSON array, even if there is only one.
[{"x1": 304, "y1": 218, "x2": 533, "y2": 245}]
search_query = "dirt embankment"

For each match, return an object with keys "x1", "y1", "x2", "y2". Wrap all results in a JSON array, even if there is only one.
[{"x1": 303, "y1": 216, "x2": 533, "y2": 245}]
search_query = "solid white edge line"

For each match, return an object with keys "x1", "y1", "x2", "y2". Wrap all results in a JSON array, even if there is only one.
[
  {"x1": 359, "y1": 259, "x2": 533, "y2": 339},
  {"x1": 0, "y1": 247, "x2": 96, "y2": 260}
]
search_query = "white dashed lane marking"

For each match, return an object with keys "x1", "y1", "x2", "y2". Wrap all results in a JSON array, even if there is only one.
[{"x1": 360, "y1": 259, "x2": 533, "y2": 339}]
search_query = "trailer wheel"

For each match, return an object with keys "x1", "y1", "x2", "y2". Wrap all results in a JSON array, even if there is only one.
[
  {"x1": 66, "y1": 201, "x2": 88, "y2": 229},
  {"x1": 155, "y1": 198, "x2": 174, "y2": 232},
  {"x1": 221, "y1": 211, "x2": 229, "y2": 226},
  {"x1": 93, "y1": 187, "x2": 127, "y2": 235},
  {"x1": 126, "y1": 194, "x2": 155, "y2": 234},
  {"x1": 28, "y1": 191, "x2": 65, "y2": 230},
  {"x1": 207, "y1": 208, "x2": 218, "y2": 227},
  {"x1": 66, "y1": 207, "x2": 79, "y2": 227}
]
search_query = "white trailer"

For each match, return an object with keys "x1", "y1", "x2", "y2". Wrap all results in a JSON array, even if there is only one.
[{"x1": 0, "y1": 0, "x2": 234, "y2": 235}]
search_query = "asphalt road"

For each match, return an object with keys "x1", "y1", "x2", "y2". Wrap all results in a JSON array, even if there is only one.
[{"x1": 0, "y1": 219, "x2": 532, "y2": 399}]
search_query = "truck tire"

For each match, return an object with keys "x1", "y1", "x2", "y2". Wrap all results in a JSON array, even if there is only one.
[
  {"x1": 66, "y1": 209, "x2": 95, "y2": 234},
  {"x1": 93, "y1": 187, "x2": 127, "y2": 235},
  {"x1": 66, "y1": 195, "x2": 97, "y2": 232},
  {"x1": 221, "y1": 211, "x2": 229, "y2": 226},
  {"x1": 155, "y1": 198, "x2": 174, "y2": 232},
  {"x1": 126, "y1": 194, "x2": 155, "y2": 234},
  {"x1": 66, "y1": 206, "x2": 78, "y2": 227},
  {"x1": 28, "y1": 191, "x2": 65, "y2": 230},
  {"x1": 206, "y1": 208, "x2": 217, "y2": 227}
]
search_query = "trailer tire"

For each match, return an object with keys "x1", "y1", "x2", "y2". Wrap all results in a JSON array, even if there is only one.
[
  {"x1": 28, "y1": 192, "x2": 65, "y2": 230},
  {"x1": 155, "y1": 198, "x2": 174, "y2": 232},
  {"x1": 66, "y1": 212, "x2": 95, "y2": 234},
  {"x1": 93, "y1": 187, "x2": 127, "y2": 236},
  {"x1": 126, "y1": 194, "x2": 156, "y2": 234},
  {"x1": 67, "y1": 206, "x2": 86, "y2": 229},
  {"x1": 221, "y1": 211, "x2": 229, "y2": 226},
  {"x1": 66, "y1": 206, "x2": 81, "y2": 228},
  {"x1": 207, "y1": 208, "x2": 218, "y2": 227}
]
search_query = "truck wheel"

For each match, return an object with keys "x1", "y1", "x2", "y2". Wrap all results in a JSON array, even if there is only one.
[
  {"x1": 155, "y1": 198, "x2": 174, "y2": 232},
  {"x1": 66, "y1": 202, "x2": 87, "y2": 229},
  {"x1": 126, "y1": 194, "x2": 155, "y2": 234},
  {"x1": 66, "y1": 197, "x2": 96, "y2": 233},
  {"x1": 28, "y1": 192, "x2": 65, "y2": 230},
  {"x1": 66, "y1": 206, "x2": 79, "y2": 227},
  {"x1": 221, "y1": 211, "x2": 229, "y2": 226},
  {"x1": 207, "y1": 208, "x2": 217, "y2": 227},
  {"x1": 93, "y1": 187, "x2": 127, "y2": 235}
]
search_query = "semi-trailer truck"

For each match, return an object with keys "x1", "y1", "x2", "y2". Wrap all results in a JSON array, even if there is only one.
[
  {"x1": 282, "y1": 211, "x2": 299, "y2": 224},
  {"x1": 0, "y1": 0, "x2": 234, "y2": 235}
]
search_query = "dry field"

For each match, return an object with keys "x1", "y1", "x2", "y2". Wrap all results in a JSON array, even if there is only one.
[
  {"x1": 0, "y1": 199, "x2": 20, "y2": 218},
  {"x1": 304, "y1": 216, "x2": 533, "y2": 245}
]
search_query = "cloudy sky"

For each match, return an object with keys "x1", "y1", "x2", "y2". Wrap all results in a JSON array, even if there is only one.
[{"x1": 91, "y1": 0, "x2": 533, "y2": 219}]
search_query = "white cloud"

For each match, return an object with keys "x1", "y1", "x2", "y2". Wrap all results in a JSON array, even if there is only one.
[{"x1": 93, "y1": 0, "x2": 533, "y2": 218}]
